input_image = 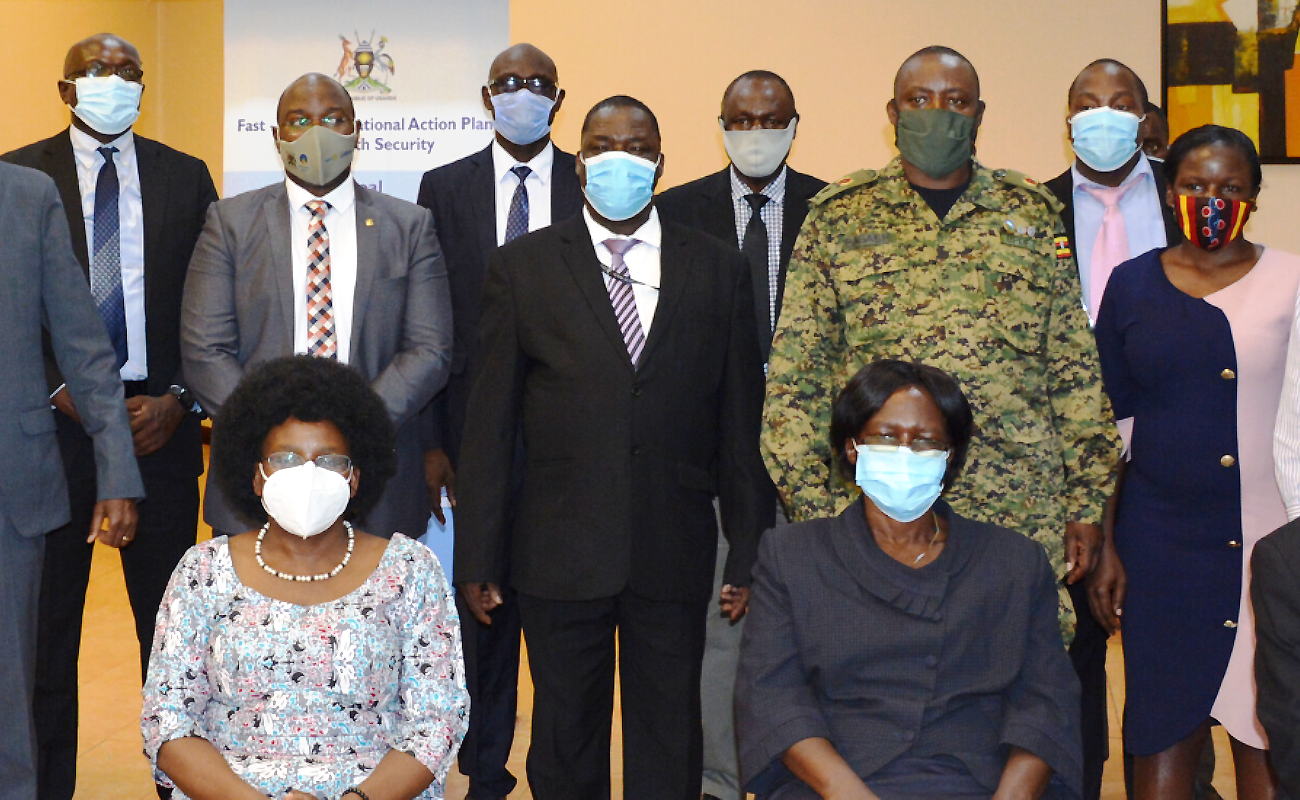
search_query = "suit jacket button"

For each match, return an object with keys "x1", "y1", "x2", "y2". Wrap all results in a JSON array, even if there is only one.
[
  {"x1": 1228, "y1": 540, "x2": 1242, "y2": 548},
  {"x1": 632, "y1": 385, "x2": 642, "y2": 397},
  {"x1": 1221, "y1": 368, "x2": 1236, "y2": 380},
  {"x1": 631, "y1": 446, "x2": 641, "y2": 456},
  {"x1": 1224, "y1": 620, "x2": 1238, "y2": 628},
  {"x1": 1221, "y1": 455, "x2": 1235, "y2": 467}
]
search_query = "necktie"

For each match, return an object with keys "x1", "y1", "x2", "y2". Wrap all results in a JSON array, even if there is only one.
[
  {"x1": 305, "y1": 200, "x2": 337, "y2": 359},
  {"x1": 1082, "y1": 181, "x2": 1135, "y2": 323},
  {"x1": 741, "y1": 193, "x2": 772, "y2": 328},
  {"x1": 91, "y1": 146, "x2": 127, "y2": 368},
  {"x1": 505, "y1": 165, "x2": 532, "y2": 242},
  {"x1": 604, "y1": 238, "x2": 646, "y2": 367}
]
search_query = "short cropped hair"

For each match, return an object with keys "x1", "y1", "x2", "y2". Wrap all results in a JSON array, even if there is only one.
[
  {"x1": 581, "y1": 95, "x2": 660, "y2": 138},
  {"x1": 1067, "y1": 59, "x2": 1149, "y2": 107},
  {"x1": 211, "y1": 355, "x2": 397, "y2": 526},
  {"x1": 895, "y1": 45, "x2": 980, "y2": 97},
  {"x1": 829, "y1": 360, "x2": 974, "y2": 491},
  {"x1": 1163, "y1": 124, "x2": 1262, "y2": 194},
  {"x1": 721, "y1": 70, "x2": 797, "y2": 115}
]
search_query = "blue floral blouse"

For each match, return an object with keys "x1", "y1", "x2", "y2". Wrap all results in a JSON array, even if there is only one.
[{"x1": 141, "y1": 534, "x2": 467, "y2": 799}]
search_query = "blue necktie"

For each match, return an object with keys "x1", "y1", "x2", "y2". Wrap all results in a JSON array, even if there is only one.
[
  {"x1": 504, "y1": 165, "x2": 532, "y2": 242},
  {"x1": 91, "y1": 146, "x2": 127, "y2": 368}
]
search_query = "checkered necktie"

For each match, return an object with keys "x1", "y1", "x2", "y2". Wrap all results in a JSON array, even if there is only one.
[
  {"x1": 505, "y1": 165, "x2": 532, "y2": 242},
  {"x1": 305, "y1": 200, "x2": 337, "y2": 359},
  {"x1": 604, "y1": 238, "x2": 645, "y2": 367},
  {"x1": 91, "y1": 146, "x2": 128, "y2": 368}
]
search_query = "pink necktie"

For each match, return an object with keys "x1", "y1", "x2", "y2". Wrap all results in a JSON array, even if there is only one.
[{"x1": 1082, "y1": 182, "x2": 1135, "y2": 322}]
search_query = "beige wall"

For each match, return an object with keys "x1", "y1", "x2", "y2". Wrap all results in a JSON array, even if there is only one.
[{"x1": 6, "y1": 0, "x2": 1299, "y2": 250}]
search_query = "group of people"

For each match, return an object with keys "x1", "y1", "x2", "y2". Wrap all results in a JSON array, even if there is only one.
[{"x1": 2, "y1": 24, "x2": 1300, "y2": 800}]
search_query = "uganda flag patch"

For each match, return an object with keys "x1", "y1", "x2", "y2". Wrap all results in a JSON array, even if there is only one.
[{"x1": 1054, "y1": 235, "x2": 1072, "y2": 260}]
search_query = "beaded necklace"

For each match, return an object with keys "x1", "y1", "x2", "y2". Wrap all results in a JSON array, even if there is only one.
[{"x1": 255, "y1": 520, "x2": 354, "y2": 582}]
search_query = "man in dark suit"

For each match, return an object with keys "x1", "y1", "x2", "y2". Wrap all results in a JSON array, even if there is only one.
[
  {"x1": 182, "y1": 73, "x2": 452, "y2": 543},
  {"x1": 1, "y1": 32, "x2": 216, "y2": 800},
  {"x1": 1252, "y1": 520, "x2": 1300, "y2": 799},
  {"x1": 656, "y1": 69, "x2": 825, "y2": 800},
  {"x1": 1043, "y1": 59, "x2": 1185, "y2": 800},
  {"x1": 455, "y1": 96, "x2": 772, "y2": 800},
  {"x1": 415, "y1": 42, "x2": 582, "y2": 800},
  {"x1": 0, "y1": 159, "x2": 142, "y2": 800}
]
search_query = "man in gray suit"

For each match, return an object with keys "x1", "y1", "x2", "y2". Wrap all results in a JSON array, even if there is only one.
[
  {"x1": 182, "y1": 73, "x2": 452, "y2": 539},
  {"x1": 0, "y1": 160, "x2": 143, "y2": 798}
]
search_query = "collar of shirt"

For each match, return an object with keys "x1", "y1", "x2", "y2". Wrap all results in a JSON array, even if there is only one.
[
  {"x1": 1069, "y1": 152, "x2": 1155, "y2": 197},
  {"x1": 729, "y1": 163, "x2": 787, "y2": 205},
  {"x1": 582, "y1": 204, "x2": 662, "y2": 255},
  {"x1": 70, "y1": 124, "x2": 136, "y2": 173},
  {"x1": 285, "y1": 175, "x2": 357, "y2": 217},
  {"x1": 492, "y1": 138, "x2": 555, "y2": 186},
  {"x1": 492, "y1": 140, "x2": 555, "y2": 245}
]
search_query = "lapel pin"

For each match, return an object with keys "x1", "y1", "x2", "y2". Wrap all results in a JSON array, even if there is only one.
[{"x1": 365, "y1": 218, "x2": 374, "y2": 226}]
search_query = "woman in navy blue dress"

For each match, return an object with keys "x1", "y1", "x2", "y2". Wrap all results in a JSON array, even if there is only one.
[{"x1": 1094, "y1": 126, "x2": 1293, "y2": 798}]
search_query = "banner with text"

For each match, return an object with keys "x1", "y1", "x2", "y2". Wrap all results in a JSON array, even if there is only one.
[{"x1": 224, "y1": 0, "x2": 508, "y2": 202}]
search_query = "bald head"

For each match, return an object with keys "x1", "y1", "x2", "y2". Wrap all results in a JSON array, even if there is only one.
[
  {"x1": 63, "y1": 33, "x2": 141, "y2": 78},
  {"x1": 489, "y1": 43, "x2": 557, "y2": 83},
  {"x1": 1068, "y1": 59, "x2": 1148, "y2": 108},
  {"x1": 277, "y1": 73, "x2": 355, "y2": 125},
  {"x1": 893, "y1": 46, "x2": 979, "y2": 100}
]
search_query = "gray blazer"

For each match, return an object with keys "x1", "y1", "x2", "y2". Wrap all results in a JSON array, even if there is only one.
[
  {"x1": 181, "y1": 179, "x2": 452, "y2": 537},
  {"x1": 0, "y1": 161, "x2": 143, "y2": 536}
]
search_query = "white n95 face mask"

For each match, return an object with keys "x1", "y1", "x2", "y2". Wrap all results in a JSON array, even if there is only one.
[
  {"x1": 278, "y1": 124, "x2": 358, "y2": 188},
  {"x1": 720, "y1": 118, "x2": 796, "y2": 179},
  {"x1": 259, "y1": 461, "x2": 352, "y2": 538},
  {"x1": 66, "y1": 75, "x2": 143, "y2": 136}
]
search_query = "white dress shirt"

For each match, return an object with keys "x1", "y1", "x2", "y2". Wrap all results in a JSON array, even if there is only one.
[
  {"x1": 1275, "y1": 284, "x2": 1300, "y2": 519},
  {"x1": 1071, "y1": 156, "x2": 1168, "y2": 320},
  {"x1": 286, "y1": 178, "x2": 359, "y2": 363},
  {"x1": 70, "y1": 125, "x2": 146, "y2": 380},
  {"x1": 582, "y1": 206, "x2": 662, "y2": 335},
  {"x1": 492, "y1": 140, "x2": 554, "y2": 246}
]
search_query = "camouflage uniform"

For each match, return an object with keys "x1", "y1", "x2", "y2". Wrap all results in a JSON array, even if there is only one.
[{"x1": 762, "y1": 157, "x2": 1121, "y2": 639}]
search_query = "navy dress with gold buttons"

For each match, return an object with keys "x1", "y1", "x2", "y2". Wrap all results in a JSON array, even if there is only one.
[{"x1": 1094, "y1": 246, "x2": 1299, "y2": 754}]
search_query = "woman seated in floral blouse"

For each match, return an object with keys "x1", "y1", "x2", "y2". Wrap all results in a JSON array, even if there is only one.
[{"x1": 142, "y1": 355, "x2": 467, "y2": 800}]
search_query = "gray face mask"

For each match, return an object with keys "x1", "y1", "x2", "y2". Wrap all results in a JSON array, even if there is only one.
[
  {"x1": 894, "y1": 109, "x2": 975, "y2": 179},
  {"x1": 278, "y1": 124, "x2": 358, "y2": 188}
]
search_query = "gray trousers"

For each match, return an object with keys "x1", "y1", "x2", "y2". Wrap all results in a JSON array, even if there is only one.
[
  {"x1": 701, "y1": 499, "x2": 787, "y2": 800},
  {"x1": 0, "y1": 511, "x2": 44, "y2": 800}
]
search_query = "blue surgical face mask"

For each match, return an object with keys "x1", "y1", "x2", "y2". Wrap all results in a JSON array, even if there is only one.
[
  {"x1": 854, "y1": 443, "x2": 948, "y2": 523},
  {"x1": 65, "y1": 75, "x2": 143, "y2": 136},
  {"x1": 1069, "y1": 107, "x2": 1142, "y2": 172},
  {"x1": 489, "y1": 88, "x2": 556, "y2": 146},
  {"x1": 581, "y1": 151, "x2": 659, "y2": 222}
]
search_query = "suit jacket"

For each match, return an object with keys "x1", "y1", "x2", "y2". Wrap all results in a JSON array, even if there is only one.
[
  {"x1": 1044, "y1": 158, "x2": 1183, "y2": 258},
  {"x1": 415, "y1": 142, "x2": 584, "y2": 462},
  {"x1": 455, "y1": 213, "x2": 773, "y2": 602},
  {"x1": 181, "y1": 180, "x2": 453, "y2": 537},
  {"x1": 2, "y1": 129, "x2": 218, "y2": 479},
  {"x1": 655, "y1": 166, "x2": 827, "y2": 361},
  {"x1": 0, "y1": 161, "x2": 143, "y2": 536},
  {"x1": 1251, "y1": 521, "x2": 1300, "y2": 799}
]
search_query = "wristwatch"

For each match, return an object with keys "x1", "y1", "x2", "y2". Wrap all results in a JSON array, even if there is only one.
[{"x1": 166, "y1": 384, "x2": 203, "y2": 417}]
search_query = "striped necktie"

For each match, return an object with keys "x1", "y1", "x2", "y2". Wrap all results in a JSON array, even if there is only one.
[{"x1": 604, "y1": 238, "x2": 645, "y2": 367}]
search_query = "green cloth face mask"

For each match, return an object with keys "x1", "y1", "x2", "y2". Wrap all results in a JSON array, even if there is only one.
[{"x1": 894, "y1": 108, "x2": 975, "y2": 179}]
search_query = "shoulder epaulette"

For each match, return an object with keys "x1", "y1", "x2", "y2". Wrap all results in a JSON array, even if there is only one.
[
  {"x1": 990, "y1": 167, "x2": 1063, "y2": 214},
  {"x1": 810, "y1": 169, "x2": 878, "y2": 206}
]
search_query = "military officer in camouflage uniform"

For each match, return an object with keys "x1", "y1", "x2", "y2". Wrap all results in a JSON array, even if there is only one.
[{"x1": 762, "y1": 43, "x2": 1120, "y2": 795}]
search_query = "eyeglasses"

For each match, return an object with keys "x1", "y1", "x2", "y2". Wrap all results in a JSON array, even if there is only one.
[
  {"x1": 281, "y1": 114, "x2": 352, "y2": 133},
  {"x1": 856, "y1": 436, "x2": 949, "y2": 456},
  {"x1": 489, "y1": 75, "x2": 557, "y2": 96},
  {"x1": 263, "y1": 451, "x2": 353, "y2": 475},
  {"x1": 66, "y1": 62, "x2": 144, "y2": 82}
]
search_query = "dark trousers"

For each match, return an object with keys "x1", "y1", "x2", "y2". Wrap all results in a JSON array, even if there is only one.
[
  {"x1": 1067, "y1": 579, "x2": 1109, "y2": 800},
  {"x1": 517, "y1": 588, "x2": 709, "y2": 800},
  {"x1": 35, "y1": 412, "x2": 199, "y2": 800},
  {"x1": 455, "y1": 584, "x2": 522, "y2": 799},
  {"x1": 0, "y1": 515, "x2": 44, "y2": 800}
]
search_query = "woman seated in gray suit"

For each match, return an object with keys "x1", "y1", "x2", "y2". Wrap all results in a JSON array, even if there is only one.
[{"x1": 736, "y1": 360, "x2": 1082, "y2": 800}]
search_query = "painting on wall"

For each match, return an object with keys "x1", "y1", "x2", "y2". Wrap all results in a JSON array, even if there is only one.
[{"x1": 1164, "y1": 0, "x2": 1300, "y2": 162}]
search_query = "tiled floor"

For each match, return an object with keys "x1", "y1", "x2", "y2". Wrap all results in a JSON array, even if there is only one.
[{"x1": 73, "y1": 542, "x2": 1236, "y2": 800}]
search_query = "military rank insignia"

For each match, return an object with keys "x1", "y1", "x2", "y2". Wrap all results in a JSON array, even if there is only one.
[{"x1": 1054, "y1": 235, "x2": 1073, "y2": 260}]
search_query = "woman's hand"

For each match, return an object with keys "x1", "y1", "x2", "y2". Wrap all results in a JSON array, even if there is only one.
[
  {"x1": 282, "y1": 791, "x2": 321, "y2": 800},
  {"x1": 1087, "y1": 540, "x2": 1126, "y2": 635},
  {"x1": 991, "y1": 747, "x2": 1053, "y2": 800},
  {"x1": 781, "y1": 738, "x2": 882, "y2": 800}
]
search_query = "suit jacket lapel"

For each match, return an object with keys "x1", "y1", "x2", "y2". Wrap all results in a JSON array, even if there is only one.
[
  {"x1": 44, "y1": 131, "x2": 90, "y2": 274},
  {"x1": 639, "y1": 222, "x2": 689, "y2": 368},
  {"x1": 264, "y1": 187, "x2": 296, "y2": 344},
  {"x1": 137, "y1": 137, "x2": 168, "y2": 335},
  {"x1": 471, "y1": 146, "x2": 498, "y2": 259},
  {"x1": 552, "y1": 149, "x2": 584, "y2": 220},
  {"x1": 558, "y1": 218, "x2": 634, "y2": 370},
  {"x1": 352, "y1": 185, "x2": 379, "y2": 362}
]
